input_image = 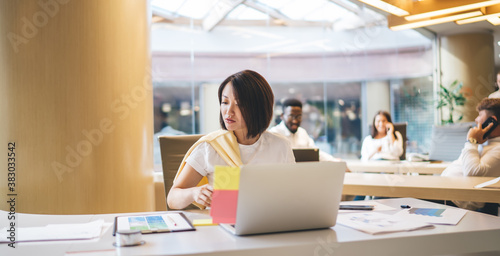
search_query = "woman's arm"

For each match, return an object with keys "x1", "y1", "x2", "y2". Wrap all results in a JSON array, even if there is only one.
[
  {"x1": 361, "y1": 136, "x2": 380, "y2": 161},
  {"x1": 386, "y1": 122, "x2": 396, "y2": 143},
  {"x1": 387, "y1": 131, "x2": 404, "y2": 158},
  {"x1": 167, "y1": 164, "x2": 213, "y2": 210}
]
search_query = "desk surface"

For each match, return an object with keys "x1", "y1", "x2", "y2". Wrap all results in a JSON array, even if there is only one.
[
  {"x1": 2, "y1": 198, "x2": 500, "y2": 256},
  {"x1": 343, "y1": 173, "x2": 500, "y2": 204},
  {"x1": 346, "y1": 159, "x2": 450, "y2": 175}
]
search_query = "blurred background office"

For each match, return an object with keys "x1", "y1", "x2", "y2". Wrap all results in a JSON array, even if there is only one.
[
  {"x1": 3, "y1": 0, "x2": 498, "y2": 214},
  {"x1": 151, "y1": 0, "x2": 439, "y2": 168}
]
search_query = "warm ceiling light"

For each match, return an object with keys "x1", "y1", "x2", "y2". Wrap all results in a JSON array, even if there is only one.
[
  {"x1": 358, "y1": 0, "x2": 409, "y2": 16},
  {"x1": 390, "y1": 11, "x2": 483, "y2": 31},
  {"x1": 405, "y1": 0, "x2": 500, "y2": 21},
  {"x1": 488, "y1": 16, "x2": 500, "y2": 25},
  {"x1": 456, "y1": 13, "x2": 500, "y2": 24}
]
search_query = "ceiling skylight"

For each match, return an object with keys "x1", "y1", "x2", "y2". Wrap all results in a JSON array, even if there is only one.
[{"x1": 151, "y1": 0, "x2": 387, "y2": 31}]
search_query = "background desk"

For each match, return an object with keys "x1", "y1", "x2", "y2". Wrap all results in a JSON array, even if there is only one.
[
  {"x1": 346, "y1": 160, "x2": 450, "y2": 175},
  {"x1": 343, "y1": 173, "x2": 500, "y2": 204},
  {"x1": 2, "y1": 198, "x2": 500, "y2": 256}
]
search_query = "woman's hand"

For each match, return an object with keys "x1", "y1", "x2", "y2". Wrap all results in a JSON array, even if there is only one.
[
  {"x1": 193, "y1": 184, "x2": 213, "y2": 207},
  {"x1": 385, "y1": 122, "x2": 394, "y2": 133}
]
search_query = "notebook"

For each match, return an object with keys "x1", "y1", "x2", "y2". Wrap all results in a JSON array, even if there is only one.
[
  {"x1": 220, "y1": 161, "x2": 346, "y2": 236},
  {"x1": 292, "y1": 148, "x2": 320, "y2": 162}
]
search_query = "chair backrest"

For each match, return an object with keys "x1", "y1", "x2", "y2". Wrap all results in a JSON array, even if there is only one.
[
  {"x1": 428, "y1": 122, "x2": 474, "y2": 161},
  {"x1": 368, "y1": 122, "x2": 407, "y2": 160},
  {"x1": 159, "y1": 134, "x2": 203, "y2": 210},
  {"x1": 393, "y1": 122, "x2": 407, "y2": 160}
]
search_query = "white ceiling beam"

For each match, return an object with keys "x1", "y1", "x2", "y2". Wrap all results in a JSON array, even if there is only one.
[
  {"x1": 152, "y1": 6, "x2": 180, "y2": 21},
  {"x1": 202, "y1": 0, "x2": 245, "y2": 31},
  {"x1": 243, "y1": 0, "x2": 291, "y2": 21},
  {"x1": 328, "y1": 0, "x2": 361, "y2": 14}
]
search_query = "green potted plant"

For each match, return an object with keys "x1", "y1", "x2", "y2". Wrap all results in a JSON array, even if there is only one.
[{"x1": 436, "y1": 80, "x2": 466, "y2": 124}]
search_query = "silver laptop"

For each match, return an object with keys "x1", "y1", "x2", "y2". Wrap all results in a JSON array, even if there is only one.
[{"x1": 220, "y1": 161, "x2": 346, "y2": 236}]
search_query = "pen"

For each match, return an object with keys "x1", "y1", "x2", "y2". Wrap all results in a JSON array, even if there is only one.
[
  {"x1": 400, "y1": 204, "x2": 411, "y2": 209},
  {"x1": 167, "y1": 215, "x2": 177, "y2": 226}
]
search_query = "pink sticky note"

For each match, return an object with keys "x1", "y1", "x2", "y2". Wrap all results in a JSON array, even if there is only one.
[{"x1": 210, "y1": 190, "x2": 238, "y2": 224}]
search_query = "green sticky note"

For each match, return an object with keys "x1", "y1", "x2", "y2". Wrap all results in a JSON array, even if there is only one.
[{"x1": 214, "y1": 166, "x2": 240, "y2": 190}]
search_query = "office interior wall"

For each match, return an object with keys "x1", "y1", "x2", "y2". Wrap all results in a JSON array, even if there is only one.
[
  {"x1": 153, "y1": 48, "x2": 433, "y2": 82},
  {"x1": 440, "y1": 33, "x2": 495, "y2": 122},
  {"x1": 200, "y1": 83, "x2": 221, "y2": 134},
  {"x1": 0, "y1": 0, "x2": 154, "y2": 214},
  {"x1": 151, "y1": 26, "x2": 434, "y2": 158}
]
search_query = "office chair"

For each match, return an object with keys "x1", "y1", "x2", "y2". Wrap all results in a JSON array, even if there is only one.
[
  {"x1": 428, "y1": 122, "x2": 474, "y2": 162},
  {"x1": 368, "y1": 122, "x2": 407, "y2": 160},
  {"x1": 393, "y1": 122, "x2": 407, "y2": 160},
  {"x1": 159, "y1": 134, "x2": 203, "y2": 210}
]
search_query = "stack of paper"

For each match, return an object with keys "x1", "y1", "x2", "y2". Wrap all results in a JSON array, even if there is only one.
[
  {"x1": 474, "y1": 177, "x2": 500, "y2": 189},
  {"x1": 394, "y1": 207, "x2": 467, "y2": 225},
  {"x1": 0, "y1": 219, "x2": 104, "y2": 243},
  {"x1": 337, "y1": 212, "x2": 433, "y2": 235},
  {"x1": 339, "y1": 201, "x2": 396, "y2": 212}
]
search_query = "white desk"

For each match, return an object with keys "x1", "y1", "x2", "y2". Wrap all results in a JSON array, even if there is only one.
[
  {"x1": 343, "y1": 173, "x2": 500, "y2": 204},
  {"x1": 2, "y1": 198, "x2": 500, "y2": 256},
  {"x1": 346, "y1": 160, "x2": 450, "y2": 175}
]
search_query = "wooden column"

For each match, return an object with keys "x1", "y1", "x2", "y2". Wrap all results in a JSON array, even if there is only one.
[
  {"x1": 439, "y1": 33, "x2": 495, "y2": 122},
  {"x1": 0, "y1": 0, "x2": 154, "y2": 214}
]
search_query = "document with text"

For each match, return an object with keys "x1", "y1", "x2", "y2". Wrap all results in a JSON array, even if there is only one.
[{"x1": 337, "y1": 212, "x2": 434, "y2": 235}]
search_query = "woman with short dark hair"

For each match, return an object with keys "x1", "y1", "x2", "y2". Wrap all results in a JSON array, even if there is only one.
[
  {"x1": 167, "y1": 70, "x2": 295, "y2": 210},
  {"x1": 360, "y1": 110, "x2": 403, "y2": 161}
]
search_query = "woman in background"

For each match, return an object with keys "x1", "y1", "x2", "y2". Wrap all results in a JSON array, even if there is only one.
[
  {"x1": 167, "y1": 70, "x2": 295, "y2": 210},
  {"x1": 360, "y1": 111, "x2": 403, "y2": 161}
]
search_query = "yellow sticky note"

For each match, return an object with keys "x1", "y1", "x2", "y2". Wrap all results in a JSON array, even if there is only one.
[
  {"x1": 213, "y1": 166, "x2": 240, "y2": 190},
  {"x1": 192, "y1": 219, "x2": 217, "y2": 226}
]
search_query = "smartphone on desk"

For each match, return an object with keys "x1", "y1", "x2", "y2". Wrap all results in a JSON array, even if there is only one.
[
  {"x1": 340, "y1": 205, "x2": 374, "y2": 211},
  {"x1": 482, "y1": 117, "x2": 499, "y2": 139}
]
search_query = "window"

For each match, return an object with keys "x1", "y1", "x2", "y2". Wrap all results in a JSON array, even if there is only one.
[
  {"x1": 392, "y1": 76, "x2": 435, "y2": 154},
  {"x1": 151, "y1": 10, "x2": 435, "y2": 166}
]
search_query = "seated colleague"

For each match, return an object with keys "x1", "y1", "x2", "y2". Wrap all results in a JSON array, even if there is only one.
[
  {"x1": 361, "y1": 110, "x2": 403, "y2": 161},
  {"x1": 167, "y1": 70, "x2": 295, "y2": 210},
  {"x1": 269, "y1": 98, "x2": 339, "y2": 162},
  {"x1": 441, "y1": 98, "x2": 500, "y2": 212},
  {"x1": 488, "y1": 71, "x2": 500, "y2": 99}
]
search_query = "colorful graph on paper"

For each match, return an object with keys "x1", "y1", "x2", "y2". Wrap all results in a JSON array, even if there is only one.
[{"x1": 409, "y1": 208, "x2": 445, "y2": 217}]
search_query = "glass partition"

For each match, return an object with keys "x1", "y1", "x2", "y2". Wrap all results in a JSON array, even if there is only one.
[{"x1": 151, "y1": 15, "x2": 435, "y2": 166}]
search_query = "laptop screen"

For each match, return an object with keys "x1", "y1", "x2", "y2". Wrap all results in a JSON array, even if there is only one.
[{"x1": 292, "y1": 148, "x2": 320, "y2": 162}]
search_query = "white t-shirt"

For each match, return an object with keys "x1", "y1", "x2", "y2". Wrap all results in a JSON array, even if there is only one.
[
  {"x1": 186, "y1": 131, "x2": 295, "y2": 185},
  {"x1": 269, "y1": 121, "x2": 338, "y2": 162},
  {"x1": 269, "y1": 121, "x2": 315, "y2": 148},
  {"x1": 441, "y1": 137, "x2": 500, "y2": 177},
  {"x1": 360, "y1": 131, "x2": 404, "y2": 161},
  {"x1": 489, "y1": 90, "x2": 500, "y2": 98}
]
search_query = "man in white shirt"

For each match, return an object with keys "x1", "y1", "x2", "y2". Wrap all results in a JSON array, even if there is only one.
[
  {"x1": 269, "y1": 98, "x2": 338, "y2": 162},
  {"x1": 441, "y1": 98, "x2": 500, "y2": 215},
  {"x1": 488, "y1": 71, "x2": 500, "y2": 98}
]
